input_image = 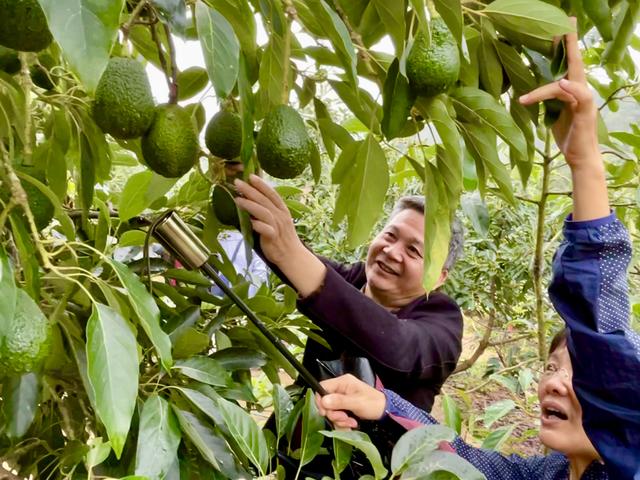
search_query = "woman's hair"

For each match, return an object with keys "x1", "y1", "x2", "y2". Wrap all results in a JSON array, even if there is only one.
[
  {"x1": 390, "y1": 195, "x2": 464, "y2": 272},
  {"x1": 549, "y1": 327, "x2": 569, "y2": 354}
]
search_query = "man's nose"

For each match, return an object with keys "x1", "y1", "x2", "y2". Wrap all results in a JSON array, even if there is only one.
[{"x1": 383, "y1": 243, "x2": 402, "y2": 261}]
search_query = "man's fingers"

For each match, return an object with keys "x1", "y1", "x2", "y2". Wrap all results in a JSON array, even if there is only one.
[
  {"x1": 565, "y1": 18, "x2": 586, "y2": 83},
  {"x1": 248, "y1": 174, "x2": 289, "y2": 211},
  {"x1": 519, "y1": 82, "x2": 576, "y2": 106}
]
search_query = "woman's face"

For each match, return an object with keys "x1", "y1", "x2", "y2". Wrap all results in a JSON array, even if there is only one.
[
  {"x1": 537, "y1": 344, "x2": 599, "y2": 460},
  {"x1": 365, "y1": 209, "x2": 425, "y2": 307}
]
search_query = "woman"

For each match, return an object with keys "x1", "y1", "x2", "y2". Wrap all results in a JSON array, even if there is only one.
[{"x1": 316, "y1": 25, "x2": 640, "y2": 480}]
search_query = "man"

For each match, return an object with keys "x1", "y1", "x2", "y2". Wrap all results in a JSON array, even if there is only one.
[{"x1": 235, "y1": 180, "x2": 464, "y2": 412}]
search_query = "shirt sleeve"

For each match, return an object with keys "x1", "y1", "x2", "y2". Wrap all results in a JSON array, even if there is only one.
[
  {"x1": 548, "y1": 213, "x2": 640, "y2": 479},
  {"x1": 382, "y1": 390, "x2": 552, "y2": 479}
]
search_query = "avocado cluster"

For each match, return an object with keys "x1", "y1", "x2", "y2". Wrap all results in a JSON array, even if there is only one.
[
  {"x1": 406, "y1": 18, "x2": 460, "y2": 98},
  {"x1": 92, "y1": 57, "x2": 200, "y2": 178}
]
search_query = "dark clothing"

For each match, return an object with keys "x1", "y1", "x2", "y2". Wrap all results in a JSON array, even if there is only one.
[
  {"x1": 265, "y1": 252, "x2": 463, "y2": 411},
  {"x1": 382, "y1": 214, "x2": 640, "y2": 479}
]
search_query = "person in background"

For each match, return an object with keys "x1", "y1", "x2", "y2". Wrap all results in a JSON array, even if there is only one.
[{"x1": 315, "y1": 24, "x2": 639, "y2": 480}]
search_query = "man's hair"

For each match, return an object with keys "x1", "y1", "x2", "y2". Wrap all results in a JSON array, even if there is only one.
[{"x1": 389, "y1": 195, "x2": 464, "y2": 271}]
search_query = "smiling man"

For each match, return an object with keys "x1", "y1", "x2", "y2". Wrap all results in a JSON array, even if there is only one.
[{"x1": 234, "y1": 184, "x2": 464, "y2": 412}]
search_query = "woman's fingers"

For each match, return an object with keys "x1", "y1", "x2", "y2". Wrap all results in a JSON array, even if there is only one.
[
  {"x1": 519, "y1": 82, "x2": 577, "y2": 106},
  {"x1": 235, "y1": 197, "x2": 274, "y2": 224},
  {"x1": 234, "y1": 178, "x2": 275, "y2": 209},
  {"x1": 558, "y1": 79, "x2": 594, "y2": 108},
  {"x1": 248, "y1": 174, "x2": 289, "y2": 211},
  {"x1": 565, "y1": 18, "x2": 586, "y2": 83}
]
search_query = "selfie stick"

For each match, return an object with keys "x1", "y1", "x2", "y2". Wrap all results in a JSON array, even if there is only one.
[{"x1": 152, "y1": 210, "x2": 327, "y2": 396}]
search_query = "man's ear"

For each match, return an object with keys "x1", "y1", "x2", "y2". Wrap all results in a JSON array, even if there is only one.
[{"x1": 433, "y1": 270, "x2": 449, "y2": 290}]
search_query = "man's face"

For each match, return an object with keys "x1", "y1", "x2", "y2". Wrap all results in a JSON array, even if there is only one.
[
  {"x1": 537, "y1": 345, "x2": 599, "y2": 460},
  {"x1": 365, "y1": 209, "x2": 425, "y2": 306}
]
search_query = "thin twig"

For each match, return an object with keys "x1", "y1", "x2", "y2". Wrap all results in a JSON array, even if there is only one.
[
  {"x1": 121, "y1": 0, "x2": 149, "y2": 44},
  {"x1": 163, "y1": 23, "x2": 179, "y2": 103}
]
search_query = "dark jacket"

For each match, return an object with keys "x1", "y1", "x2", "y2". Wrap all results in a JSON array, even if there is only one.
[{"x1": 268, "y1": 253, "x2": 463, "y2": 412}]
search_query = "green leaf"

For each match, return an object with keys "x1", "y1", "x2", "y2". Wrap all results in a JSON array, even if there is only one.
[
  {"x1": 509, "y1": 99, "x2": 534, "y2": 186},
  {"x1": 152, "y1": 0, "x2": 188, "y2": 35},
  {"x1": 86, "y1": 303, "x2": 139, "y2": 458},
  {"x1": 259, "y1": 32, "x2": 289, "y2": 114},
  {"x1": 196, "y1": 2, "x2": 240, "y2": 99},
  {"x1": 481, "y1": 425, "x2": 515, "y2": 451},
  {"x1": 119, "y1": 171, "x2": 176, "y2": 221},
  {"x1": 273, "y1": 384, "x2": 294, "y2": 444},
  {"x1": 450, "y1": 87, "x2": 528, "y2": 161},
  {"x1": 85, "y1": 437, "x2": 111, "y2": 470},
  {"x1": 333, "y1": 135, "x2": 389, "y2": 248},
  {"x1": 216, "y1": 397, "x2": 269, "y2": 475},
  {"x1": 306, "y1": 0, "x2": 358, "y2": 87},
  {"x1": 495, "y1": 41, "x2": 536, "y2": 95},
  {"x1": 173, "y1": 356, "x2": 229, "y2": 386},
  {"x1": 8, "y1": 215, "x2": 40, "y2": 299},
  {"x1": 390, "y1": 424, "x2": 456, "y2": 476},
  {"x1": 211, "y1": 347, "x2": 267, "y2": 370},
  {"x1": 176, "y1": 66, "x2": 210, "y2": 101},
  {"x1": 602, "y1": 1, "x2": 640, "y2": 66},
  {"x1": 409, "y1": 0, "x2": 430, "y2": 36},
  {"x1": 38, "y1": 0, "x2": 125, "y2": 92},
  {"x1": 482, "y1": 0, "x2": 574, "y2": 41},
  {"x1": 135, "y1": 395, "x2": 181, "y2": 479},
  {"x1": 332, "y1": 437, "x2": 353, "y2": 477},
  {"x1": 373, "y1": 0, "x2": 405, "y2": 56},
  {"x1": 206, "y1": 0, "x2": 257, "y2": 71},
  {"x1": 434, "y1": 0, "x2": 463, "y2": 47},
  {"x1": 0, "y1": 246, "x2": 17, "y2": 338},
  {"x1": 321, "y1": 430, "x2": 387, "y2": 480},
  {"x1": 460, "y1": 192, "x2": 489, "y2": 238},
  {"x1": 94, "y1": 198, "x2": 110, "y2": 254},
  {"x1": 441, "y1": 394, "x2": 462, "y2": 435},
  {"x1": 583, "y1": 0, "x2": 613, "y2": 41},
  {"x1": 406, "y1": 450, "x2": 486, "y2": 479},
  {"x1": 109, "y1": 261, "x2": 173, "y2": 370},
  {"x1": 176, "y1": 386, "x2": 230, "y2": 436},
  {"x1": 478, "y1": 23, "x2": 503, "y2": 98},
  {"x1": 423, "y1": 162, "x2": 451, "y2": 293},
  {"x1": 238, "y1": 52, "x2": 255, "y2": 166},
  {"x1": 297, "y1": 389, "x2": 325, "y2": 467},
  {"x1": 458, "y1": 121, "x2": 515, "y2": 204},
  {"x1": 482, "y1": 399, "x2": 516, "y2": 428},
  {"x1": 172, "y1": 407, "x2": 249, "y2": 479},
  {"x1": 330, "y1": 80, "x2": 382, "y2": 133},
  {"x1": 1, "y1": 373, "x2": 40, "y2": 439},
  {"x1": 382, "y1": 58, "x2": 416, "y2": 140}
]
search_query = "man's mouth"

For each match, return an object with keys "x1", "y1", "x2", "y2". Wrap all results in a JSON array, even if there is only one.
[{"x1": 376, "y1": 261, "x2": 398, "y2": 276}]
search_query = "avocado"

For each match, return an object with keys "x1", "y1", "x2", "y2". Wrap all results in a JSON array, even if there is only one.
[
  {"x1": 406, "y1": 18, "x2": 460, "y2": 98},
  {"x1": 211, "y1": 183, "x2": 240, "y2": 228},
  {"x1": 93, "y1": 57, "x2": 155, "y2": 139},
  {"x1": 0, "y1": 165, "x2": 54, "y2": 231},
  {"x1": 31, "y1": 53, "x2": 57, "y2": 90},
  {"x1": 0, "y1": 0, "x2": 53, "y2": 52},
  {"x1": 0, "y1": 46, "x2": 20, "y2": 74},
  {"x1": 205, "y1": 110, "x2": 242, "y2": 160},
  {"x1": 141, "y1": 104, "x2": 200, "y2": 178},
  {"x1": 0, "y1": 289, "x2": 51, "y2": 376},
  {"x1": 256, "y1": 105, "x2": 313, "y2": 179}
]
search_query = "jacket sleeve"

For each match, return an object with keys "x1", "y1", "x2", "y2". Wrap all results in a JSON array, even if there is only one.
[
  {"x1": 382, "y1": 390, "x2": 550, "y2": 478},
  {"x1": 297, "y1": 262, "x2": 463, "y2": 374},
  {"x1": 548, "y1": 213, "x2": 640, "y2": 479}
]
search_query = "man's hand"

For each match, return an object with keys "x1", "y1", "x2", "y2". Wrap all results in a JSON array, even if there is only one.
[
  {"x1": 519, "y1": 19, "x2": 609, "y2": 221},
  {"x1": 315, "y1": 374, "x2": 386, "y2": 430},
  {"x1": 234, "y1": 174, "x2": 327, "y2": 297}
]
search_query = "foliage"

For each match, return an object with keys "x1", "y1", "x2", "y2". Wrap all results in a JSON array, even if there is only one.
[{"x1": 0, "y1": 0, "x2": 638, "y2": 479}]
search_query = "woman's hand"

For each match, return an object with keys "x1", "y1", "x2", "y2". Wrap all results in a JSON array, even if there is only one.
[
  {"x1": 234, "y1": 174, "x2": 303, "y2": 265},
  {"x1": 519, "y1": 21, "x2": 598, "y2": 170},
  {"x1": 234, "y1": 174, "x2": 327, "y2": 297},
  {"x1": 519, "y1": 19, "x2": 609, "y2": 221},
  {"x1": 315, "y1": 374, "x2": 387, "y2": 429}
]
